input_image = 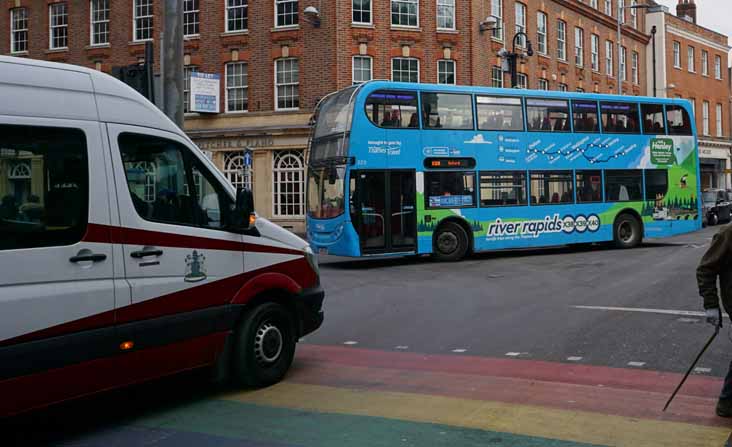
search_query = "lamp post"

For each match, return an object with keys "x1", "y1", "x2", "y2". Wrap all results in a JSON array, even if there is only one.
[
  {"x1": 651, "y1": 25, "x2": 657, "y2": 97},
  {"x1": 617, "y1": 2, "x2": 651, "y2": 95},
  {"x1": 508, "y1": 32, "x2": 534, "y2": 88}
]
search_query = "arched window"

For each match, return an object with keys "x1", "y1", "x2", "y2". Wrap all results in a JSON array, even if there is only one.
[
  {"x1": 224, "y1": 152, "x2": 252, "y2": 190},
  {"x1": 8, "y1": 162, "x2": 31, "y2": 179},
  {"x1": 272, "y1": 150, "x2": 304, "y2": 217},
  {"x1": 133, "y1": 161, "x2": 156, "y2": 202}
]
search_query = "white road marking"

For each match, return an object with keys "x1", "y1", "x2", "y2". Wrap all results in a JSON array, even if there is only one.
[
  {"x1": 505, "y1": 352, "x2": 521, "y2": 357},
  {"x1": 572, "y1": 305, "x2": 730, "y2": 318},
  {"x1": 343, "y1": 341, "x2": 358, "y2": 345},
  {"x1": 452, "y1": 348, "x2": 467, "y2": 353},
  {"x1": 627, "y1": 361, "x2": 646, "y2": 367},
  {"x1": 395, "y1": 345, "x2": 409, "y2": 350},
  {"x1": 567, "y1": 356, "x2": 583, "y2": 361},
  {"x1": 694, "y1": 367, "x2": 712, "y2": 374},
  {"x1": 677, "y1": 317, "x2": 699, "y2": 323}
]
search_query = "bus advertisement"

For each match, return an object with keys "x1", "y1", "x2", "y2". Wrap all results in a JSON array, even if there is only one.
[{"x1": 306, "y1": 81, "x2": 701, "y2": 261}]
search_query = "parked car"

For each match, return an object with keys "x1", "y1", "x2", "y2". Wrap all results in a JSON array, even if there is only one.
[{"x1": 702, "y1": 188, "x2": 732, "y2": 225}]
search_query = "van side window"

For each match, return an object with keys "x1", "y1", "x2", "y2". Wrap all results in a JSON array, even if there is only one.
[
  {"x1": 667, "y1": 104, "x2": 692, "y2": 135},
  {"x1": 0, "y1": 124, "x2": 88, "y2": 251},
  {"x1": 119, "y1": 133, "x2": 230, "y2": 229},
  {"x1": 365, "y1": 90, "x2": 419, "y2": 128}
]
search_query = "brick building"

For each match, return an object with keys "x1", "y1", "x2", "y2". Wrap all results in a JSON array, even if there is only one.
[
  {"x1": 1, "y1": 0, "x2": 654, "y2": 231},
  {"x1": 646, "y1": 0, "x2": 731, "y2": 189}
]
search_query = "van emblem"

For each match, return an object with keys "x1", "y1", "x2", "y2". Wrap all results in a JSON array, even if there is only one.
[{"x1": 184, "y1": 250, "x2": 207, "y2": 282}]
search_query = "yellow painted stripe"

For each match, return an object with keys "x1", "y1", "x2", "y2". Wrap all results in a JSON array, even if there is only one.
[{"x1": 225, "y1": 383, "x2": 730, "y2": 447}]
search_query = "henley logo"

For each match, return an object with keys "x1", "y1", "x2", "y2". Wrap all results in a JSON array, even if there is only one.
[
  {"x1": 650, "y1": 138, "x2": 676, "y2": 165},
  {"x1": 486, "y1": 214, "x2": 601, "y2": 240},
  {"x1": 184, "y1": 250, "x2": 207, "y2": 282}
]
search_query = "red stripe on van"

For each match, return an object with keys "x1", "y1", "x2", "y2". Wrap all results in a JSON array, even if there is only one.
[
  {"x1": 0, "y1": 257, "x2": 315, "y2": 347},
  {"x1": 82, "y1": 223, "x2": 304, "y2": 256}
]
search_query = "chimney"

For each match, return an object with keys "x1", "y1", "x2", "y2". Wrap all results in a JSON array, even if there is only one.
[{"x1": 676, "y1": 0, "x2": 697, "y2": 23}]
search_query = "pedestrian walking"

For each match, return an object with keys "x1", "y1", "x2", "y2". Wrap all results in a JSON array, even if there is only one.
[{"x1": 697, "y1": 224, "x2": 732, "y2": 417}]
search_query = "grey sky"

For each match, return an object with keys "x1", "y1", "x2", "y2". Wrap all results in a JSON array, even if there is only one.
[{"x1": 653, "y1": 0, "x2": 732, "y2": 52}]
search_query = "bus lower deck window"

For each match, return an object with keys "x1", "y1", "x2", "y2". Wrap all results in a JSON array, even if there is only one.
[
  {"x1": 605, "y1": 169, "x2": 642, "y2": 201},
  {"x1": 576, "y1": 170, "x2": 602, "y2": 202},
  {"x1": 644, "y1": 169, "x2": 669, "y2": 201},
  {"x1": 530, "y1": 171, "x2": 573, "y2": 204},
  {"x1": 480, "y1": 171, "x2": 527, "y2": 207},
  {"x1": 425, "y1": 171, "x2": 476, "y2": 208}
]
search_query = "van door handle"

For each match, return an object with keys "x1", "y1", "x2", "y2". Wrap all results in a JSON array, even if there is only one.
[
  {"x1": 130, "y1": 249, "x2": 164, "y2": 259},
  {"x1": 69, "y1": 253, "x2": 107, "y2": 263}
]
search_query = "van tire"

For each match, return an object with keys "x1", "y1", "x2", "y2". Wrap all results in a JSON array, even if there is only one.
[
  {"x1": 613, "y1": 214, "x2": 642, "y2": 249},
  {"x1": 433, "y1": 222, "x2": 469, "y2": 262},
  {"x1": 231, "y1": 302, "x2": 296, "y2": 388}
]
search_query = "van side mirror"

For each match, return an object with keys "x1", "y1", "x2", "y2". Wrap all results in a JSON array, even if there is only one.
[{"x1": 233, "y1": 188, "x2": 255, "y2": 229}]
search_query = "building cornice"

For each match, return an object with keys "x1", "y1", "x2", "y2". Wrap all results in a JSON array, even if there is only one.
[
  {"x1": 698, "y1": 138, "x2": 732, "y2": 150},
  {"x1": 666, "y1": 25, "x2": 732, "y2": 53},
  {"x1": 555, "y1": 0, "x2": 651, "y2": 44}
]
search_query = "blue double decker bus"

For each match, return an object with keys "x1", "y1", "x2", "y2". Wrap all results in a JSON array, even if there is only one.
[{"x1": 306, "y1": 81, "x2": 701, "y2": 261}]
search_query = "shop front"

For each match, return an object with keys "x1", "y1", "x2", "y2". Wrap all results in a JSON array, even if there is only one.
[{"x1": 698, "y1": 141, "x2": 732, "y2": 191}]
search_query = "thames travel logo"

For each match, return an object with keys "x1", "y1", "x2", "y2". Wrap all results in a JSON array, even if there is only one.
[{"x1": 486, "y1": 214, "x2": 601, "y2": 240}]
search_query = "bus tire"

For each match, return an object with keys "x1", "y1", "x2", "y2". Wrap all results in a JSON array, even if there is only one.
[
  {"x1": 231, "y1": 302, "x2": 296, "y2": 388},
  {"x1": 613, "y1": 214, "x2": 642, "y2": 249},
  {"x1": 433, "y1": 221, "x2": 469, "y2": 262}
]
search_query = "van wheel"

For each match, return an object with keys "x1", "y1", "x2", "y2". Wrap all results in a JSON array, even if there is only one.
[
  {"x1": 613, "y1": 214, "x2": 642, "y2": 249},
  {"x1": 232, "y1": 302, "x2": 296, "y2": 387},
  {"x1": 433, "y1": 222, "x2": 468, "y2": 262}
]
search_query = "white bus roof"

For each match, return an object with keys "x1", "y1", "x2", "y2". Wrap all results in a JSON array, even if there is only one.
[{"x1": 0, "y1": 56, "x2": 181, "y2": 136}]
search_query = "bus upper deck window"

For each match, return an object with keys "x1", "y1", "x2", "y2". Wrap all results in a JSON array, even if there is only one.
[
  {"x1": 421, "y1": 93, "x2": 474, "y2": 130},
  {"x1": 365, "y1": 90, "x2": 419, "y2": 129},
  {"x1": 666, "y1": 104, "x2": 692, "y2": 135},
  {"x1": 572, "y1": 101, "x2": 599, "y2": 133},
  {"x1": 600, "y1": 102, "x2": 640, "y2": 134},
  {"x1": 641, "y1": 104, "x2": 665, "y2": 135},
  {"x1": 526, "y1": 98, "x2": 570, "y2": 132},
  {"x1": 476, "y1": 96, "x2": 524, "y2": 131}
]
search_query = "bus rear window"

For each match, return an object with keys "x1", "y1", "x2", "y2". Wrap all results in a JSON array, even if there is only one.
[
  {"x1": 476, "y1": 96, "x2": 523, "y2": 131},
  {"x1": 527, "y1": 99, "x2": 570, "y2": 132},
  {"x1": 600, "y1": 102, "x2": 640, "y2": 133},
  {"x1": 425, "y1": 171, "x2": 476, "y2": 208},
  {"x1": 365, "y1": 90, "x2": 419, "y2": 128},
  {"x1": 667, "y1": 104, "x2": 692, "y2": 135},
  {"x1": 421, "y1": 92, "x2": 474, "y2": 130}
]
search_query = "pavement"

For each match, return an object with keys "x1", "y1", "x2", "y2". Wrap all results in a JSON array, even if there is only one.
[{"x1": 5, "y1": 225, "x2": 732, "y2": 446}]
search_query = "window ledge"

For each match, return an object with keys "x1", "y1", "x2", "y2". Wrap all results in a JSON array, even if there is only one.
[
  {"x1": 9, "y1": 51, "x2": 29, "y2": 56},
  {"x1": 224, "y1": 111, "x2": 249, "y2": 115},
  {"x1": 390, "y1": 26, "x2": 421, "y2": 32},
  {"x1": 221, "y1": 30, "x2": 249, "y2": 37},
  {"x1": 271, "y1": 25, "x2": 300, "y2": 32},
  {"x1": 274, "y1": 108, "x2": 300, "y2": 113},
  {"x1": 184, "y1": 35, "x2": 201, "y2": 40},
  {"x1": 351, "y1": 23, "x2": 374, "y2": 29},
  {"x1": 45, "y1": 48, "x2": 68, "y2": 54},
  {"x1": 436, "y1": 29, "x2": 458, "y2": 34},
  {"x1": 129, "y1": 40, "x2": 153, "y2": 46},
  {"x1": 86, "y1": 44, "x2": 111, "y2": 50}
]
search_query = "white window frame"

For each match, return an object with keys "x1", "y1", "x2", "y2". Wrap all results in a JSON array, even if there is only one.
[
  {"x1": 515, "y1": 3, "x2": 526, "y2": 48},
  {"x1": 224, "y1": 152, "x2": 253, "y2": 191},
  {"x1": 673, "y1": 41, "x2": 681, "y2": 68},
  {"x1": 226, "y1": 0, "x2": 249, "y2": 32},
  {"x1": 10, "y1": 8, "x2": 28, "y2": 54},
  {"x1": 133, "y1": 0, "x2": 154, "y2": 42},
  {"x1": 590, "y1": 0, "x2": 598, "y2": 8},
  {"x1": 491, "y1": 0, "x2": 503, "y2": 41},
  {"x1": 701, "y1": 50, "x2": 708, "y2": 76},
  {"x1": 225, "y1": 62, "x2": 249, "y2": 113},
  {"x1": 536, "y1": 12, "x2": 547, "y2": 55},
  {"x1": 538, "y1": 78, "x2": 548, "y2": 90},
  {"x1": 49, "y1": 3, "x2": 68, "y2": 50},
  {"x1": 716, "y1": 103, "x2": 723, "y2": 137},
  {"x1": 687, "y1": 46, "x2": 695, "y2": 73},
  {"x1": 90, "y1": 0, "x2": 110, "y2": 46},
  {"x1": 557, "y1": 20, "x2": 567, "y2": 61},
  {"x1": 437, "y1": 0, "x2": 455, "y2": 31},
  {"x1": 702, "y1": 100, "x2": 709, "y2": 136},
  {"x1": 352, "y1": 55, "x2": 373, "y2": 85},
  {"x1": 491, "y1": 66, "x2": 503, "y2": 87},
  {"x1": 618, "y1": 0, "x2": 625, "y2": 24},
  {"x1": 605, "y1": 40, "x2": 614, "y2": 76},
  {"x1": 275, "y1": 0, "x2": 299, "y2": 28},
  {"x1": 275, "y1": 58, "x2": 299, "y2": 111},
  {"x1": 558, "y1": 83, "x2": 568, "y2": 92},
  {"x1": 632, "y1": 51, "x2": 639, "y2": 84},
  {"x1": 715, "y1": 55, "x2": 722, "y2": 79},
  {"x1": 183, "y1": 0, "x2": 200, "y2": 37},
  {"x1": 591, "y1": 34, "x2": 599, "y2": 71},
  {"x1": 391, "y1": 57, "x2": 420, "y2": 83},
  {"x1": 272, "y1": 150, "x2": 305, "y2": 218},
  {"x1": 391, "y1": 0, "x2": 419, "y2": 28},
  {"x1": 517, "y1": 73, "x2": 528, "y2": 89},
  {"x1": 352, "y1": 0, "x2": 372, "y2": 25},
  {"x1": 604, "y1": 0, "x2": 612, "y2": 16},
  {"x1": 437, "y1": 59, "x2": 456, "y2": 85},
  {"x1": 619, "y1": 46, "x2": 626, "y2": 81},
  {"x1": 575, "y1": 27, "x2": 584, "y2": 67},
  {"x1": 183, "y1": 65, "x2": 198, "y2": 113},
  {"x1": 630, "y1": 0, "x2": 637, "y2": 28}
]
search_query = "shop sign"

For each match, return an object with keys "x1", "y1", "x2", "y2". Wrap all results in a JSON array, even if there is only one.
[
  {"x1": 194, "y1": 136, "x2": 275, "y2": 151},
  {"x1": 190, "y1": 73, "x2": 220, "y2": 113}
]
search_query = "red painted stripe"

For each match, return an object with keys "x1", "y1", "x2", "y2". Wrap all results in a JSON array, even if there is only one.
[
  {"x1": 290, "y1": 348, "x2": 725, "y2": 427},
  {"x1": 297, "y1": 345, "x2": 722, "y2": 399},
  {"x1": 0, "y1": 258, "x2": 316, "y2": 346},
  {"x1": 83, "y1": 223, "x2": 303, "y2": 256},
  {"x1": 0, "y1": 332, "x2": 227, "y2": 418}
]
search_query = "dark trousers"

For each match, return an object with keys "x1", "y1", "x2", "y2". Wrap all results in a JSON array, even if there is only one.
[{"x1": 720, "y1": 360, "x2": 732, "y2": 400}]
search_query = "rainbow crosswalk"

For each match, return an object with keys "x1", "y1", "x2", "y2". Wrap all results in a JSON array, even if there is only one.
[{"x1": 124, "y1": 345, "x2": 732, "y2": 446}]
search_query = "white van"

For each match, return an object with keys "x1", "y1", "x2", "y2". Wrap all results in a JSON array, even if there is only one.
[{"x1": 0, "y1": 56, "x2": 324, "y2": 417}]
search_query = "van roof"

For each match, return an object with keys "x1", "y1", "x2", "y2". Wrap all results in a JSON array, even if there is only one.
[{"x1": 0, "y1": 56, "x2": 181, "y2": 136}]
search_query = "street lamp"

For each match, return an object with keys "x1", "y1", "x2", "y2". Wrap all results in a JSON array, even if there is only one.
[
  {"x1": 508, "y1": 32, "x2": 534, "y2": 88},
  {"x1": 617, "y1": 2, "x2": 651, "y2": 95}
]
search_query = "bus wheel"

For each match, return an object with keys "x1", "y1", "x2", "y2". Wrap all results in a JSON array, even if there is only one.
[
  {"x1": 232, "y1": 302, "x2": 296, "y2": 387},
  {"x1": 613, "y1": 214, "x2": 642, "y2": 249},
  {"x1": 433, "y1": 222, "x2": 468, "y2": 262}
]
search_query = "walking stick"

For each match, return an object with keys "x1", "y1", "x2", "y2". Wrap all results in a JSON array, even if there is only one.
[{"x1": 663, "y1": 308, "x2": 723, "y2": 412}]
